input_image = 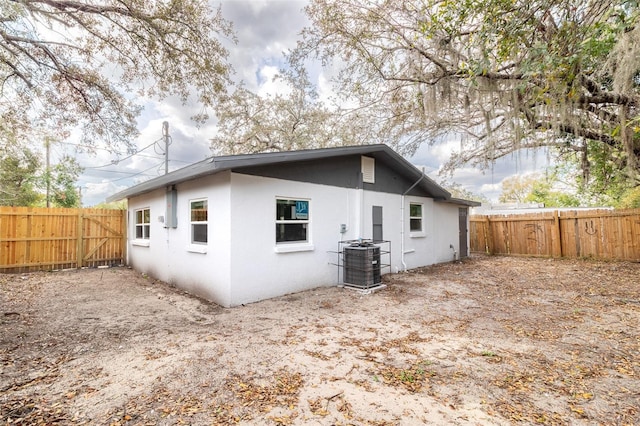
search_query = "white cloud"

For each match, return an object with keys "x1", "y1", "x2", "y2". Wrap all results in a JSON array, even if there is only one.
[
  {"x1": 82, "y1": 181, "x2": 128, "y2": 207},
  {"x1": 71, "y1": 0, "x2": 554, "y2": 207},
  {"x1": 256, "y1": 65, "x2": 292, "y2": 97}
]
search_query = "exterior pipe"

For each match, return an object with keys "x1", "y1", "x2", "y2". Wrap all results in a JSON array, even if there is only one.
[
  {"x1": 401, "y1": 172, "x2": 427, "y2": 272},
  {"x1": 356, "y1": 172, "x2": 364, "y2": 241}
]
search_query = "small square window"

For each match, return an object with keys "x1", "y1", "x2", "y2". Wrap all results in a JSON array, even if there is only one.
[
  {"x1": 409, "y1": 203, "x2": 422, "y2": 232},
  {"x1": 135, "y1": 208, "x2": 150, "y2": 239},
  {"x1": 190, "y1": 199, "x2": 208, "y2": 244}
]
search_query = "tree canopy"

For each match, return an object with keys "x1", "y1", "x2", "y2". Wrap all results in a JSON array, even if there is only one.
[
  {"x1": 293, "y1": 0, "x2": 640, "y2": 189},
  {"x1": 499, "y1": 173, "x2": 580, "y2": 207},
  {"x1": 0, "y1": 140, "x2": 82, "y2": 207},
  {"x1": 1, "y1": 0, "x2": 234, "y2": 153},
  {"x1": 0, "y1": 143, "x2": 41, "y2": 206},
  {"x1": 210, "y1": 70, "x2": 381, "y2": 154}
]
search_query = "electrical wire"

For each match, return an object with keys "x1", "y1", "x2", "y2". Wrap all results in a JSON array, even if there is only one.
[
  {"x1": 103, "y1": 161, "x2": 165, "y2": 183},
  {"x1": 82, "y1": 168, "x2": 157, "y2": 176},
  {"x1": 75, "y1": 124, "x2": 194, "y2": 186},
  {"x1": 154, "y1": 135, "x2": 173, "y2": 155},
  {"x1": 84, "y1": 138, "x2": 163, "y2": 169}
]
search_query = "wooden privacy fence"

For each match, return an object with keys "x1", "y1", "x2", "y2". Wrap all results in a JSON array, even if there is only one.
[
  {"x1": 0, "y1": 207, "x2": 126, "y2": 273},
  {"x1": 470, "y1": 208, "x2": 640, "y2": 260}
]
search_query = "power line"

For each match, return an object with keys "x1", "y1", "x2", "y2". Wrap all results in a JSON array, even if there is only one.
[
  {"x1": 84, "y1": 138, "x2": 163, "y2": 169},
  {"x1": 57, "y1": 141, "x2": 120, "y2": 152},
  {"x1": 80, "y1": 162, "x2": 163, "y2": 185},
  {"x1": 82, "y1": 168, "x2": 157, "y2": 176},
  {"x1": 108, "y1": 161, "x2": 165, "y2": 182}
]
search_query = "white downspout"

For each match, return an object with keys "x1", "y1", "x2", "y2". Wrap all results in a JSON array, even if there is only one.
[
  {"x1": 400, "y1": 196, "x2": 406, "y2": 271},
  {"x1": 401, "y1": 171, "x2": 427, "y2": 272},
  {"x1": 357, "y1": 172, "x2": 364, "y2": 240}
]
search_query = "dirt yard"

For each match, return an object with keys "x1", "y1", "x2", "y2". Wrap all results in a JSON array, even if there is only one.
[{"x1": 1, "y1": 256, "x2": 639, "y2": 425}]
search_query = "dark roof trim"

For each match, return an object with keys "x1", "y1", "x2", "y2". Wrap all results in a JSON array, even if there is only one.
[
  {"x1": 437, "y1": 197, "x2": 482, "y2": 207},
  {"x1": 106, "y1": 144, "x2": 463, "y2": 203}
]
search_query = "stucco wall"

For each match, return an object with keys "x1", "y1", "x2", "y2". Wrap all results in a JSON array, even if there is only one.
[
  {"x1": 228, "y1": 173, "x2": 352, "y2": 306},
  {"x1": 127, "y1": 172, "x2": 233, "y2": 306},
  {"x1": 432, "y1": 202, "x2": 465, "y2": 263},
  {"x1": 226, "y1": 173, "x2": 446, "y2": 306},
  {"x1": 125, "y1": 171, "x2": 469, "y2": 307},
  {"x1": 127, "y1": 189, "x2": 166, "y2": 279},
  {"x1": 401, "y1": 195, "x2": 436, "y2": 270}
]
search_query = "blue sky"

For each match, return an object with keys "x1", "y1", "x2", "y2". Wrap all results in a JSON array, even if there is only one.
[{"x1": 57, "y1": 0, "x2": 549, "y2": 206}]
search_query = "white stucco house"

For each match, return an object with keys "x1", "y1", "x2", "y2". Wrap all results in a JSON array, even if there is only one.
[{"x1": 107, "y1": 144, "x2": 479, "y2": 307}]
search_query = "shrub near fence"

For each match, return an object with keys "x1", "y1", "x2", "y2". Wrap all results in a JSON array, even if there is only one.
[
  {"x1": 470, "y1": 208, "x2": 640, "y2": 261},
  {"x1": 0, "y1": 206, "x2": 126, "y2": 273}
]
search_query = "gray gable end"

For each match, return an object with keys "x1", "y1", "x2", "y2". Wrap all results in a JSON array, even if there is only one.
[
  {"x1": 234, "y1": 154, "x2": 442, "y2": 198},
  {"x1": 105, "y1": 145, "x2": 476, "y2": 204}
]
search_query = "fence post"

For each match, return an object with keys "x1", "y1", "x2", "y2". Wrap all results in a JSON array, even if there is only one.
[
  {"x1": 76, "y1": 209, "x2": 83, "y2": 268},
  {"x1": 25, "y1": 207, "x2": 32, "y2": 271},
  {"x1": 485, "y1": 216, "x2": 493, "y2": 254},
  {"x1": 553, "y1": 210, "x2": 563, "y2": 257}
]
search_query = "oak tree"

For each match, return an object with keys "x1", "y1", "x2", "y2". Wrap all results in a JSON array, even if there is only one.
[
  {"x1": 293, "y1": 0, "x2": 640, "y2": 188},
  {"x1": 1, "y1": 0, "x2": 234, "y2": 153},
  {"x1": 210, "y1": 70, "x2": 379, "y2": 154}
]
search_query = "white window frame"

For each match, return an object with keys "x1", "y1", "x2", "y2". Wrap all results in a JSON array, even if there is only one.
[
  {"x1": 275, "y1": 198, "x2": 313, "y2": 252},
  {"x1": 189, "y1": 198, "x2": 208, "y2": 245},
  {"x1": 133, "y1": 207, "x2": 150, "y2": 245},
  {"x1": 409, "y1": 203, "x2": 424, "y2": 234}
]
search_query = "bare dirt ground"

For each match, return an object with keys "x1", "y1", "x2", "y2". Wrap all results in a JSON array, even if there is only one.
[{"x1": 1, "y1": 255, "x2": 639, "y2": 425}]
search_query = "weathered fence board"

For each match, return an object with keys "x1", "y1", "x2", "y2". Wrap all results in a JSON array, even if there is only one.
[
  {"x1": 0, "y1": 207, "x2": 126, "y2": 273},
  {"x1": 470, "y1": 209, "x2": 640, "y2": 260}
]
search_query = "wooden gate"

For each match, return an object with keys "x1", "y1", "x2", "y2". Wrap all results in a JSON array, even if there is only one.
[{"x1": 0, "y1": 207, "x2": 126, "y2": 273}]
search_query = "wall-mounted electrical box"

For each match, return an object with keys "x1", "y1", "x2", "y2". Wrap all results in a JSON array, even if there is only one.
[{"x1": 165, "y1": 188, "x2": 177, "y2": 228}]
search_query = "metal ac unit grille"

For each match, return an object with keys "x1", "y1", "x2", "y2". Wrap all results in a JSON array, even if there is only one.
[{"x1": 343, "y1": 243, "x2": 381, "y2": 288}]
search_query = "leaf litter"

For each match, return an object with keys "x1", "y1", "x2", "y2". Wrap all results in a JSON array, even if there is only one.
[{"x1": 1, "y1": 255, "x2": 639, "y2": 424}]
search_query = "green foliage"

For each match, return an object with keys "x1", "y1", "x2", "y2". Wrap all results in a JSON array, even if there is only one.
[
  {"x1": 91, "y1": 200, "x2": 128, "y2": 210},
  {"x1": 499, "y1": 174, "x2": 541, "y2": 204},
  {"x1": 526, "y1": 181, "x2": 581, "y2": 208},
  {"x1": 617, "y1": 186, "x2": 640, "y2": 208},
  {"x1": 47, "y1": 156, "x2": 83, "y2": 208},
  {"x1": 558, "y1": 140, "x2": 636, "y2": 206},
  {"x1": 0, "y1": 147, "x2": 42, "y2": 206},
  {"x1": 296, "y1": 0, "x2": 640, "y2": 189},
  {"x1": 499, "y1": 173, "x2": 580, "y2": 207},
  {"x1": 0, "y1": 142, "x2": 82, "y2": 207}
]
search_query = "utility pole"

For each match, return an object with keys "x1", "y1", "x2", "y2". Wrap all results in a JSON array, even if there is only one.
[{"x1": 162, "y1": 121, "x2": 169, "y2": 175}]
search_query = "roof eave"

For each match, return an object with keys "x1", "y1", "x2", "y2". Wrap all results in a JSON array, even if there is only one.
[
  {"x1": 437, "y1": 197, "x2": 482, "y2": 207},
  {"x1": 104, "y1": 144, "x2": 456, "y2": 203}
]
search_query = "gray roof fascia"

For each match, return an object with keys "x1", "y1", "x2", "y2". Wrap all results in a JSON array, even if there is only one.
[
  {"x1": 106, "y1": 144, "x2": 453, "y2": 202},
  {"x1": 437, "y1": 197, "x2": 482, "y2": 207},
  {"x1": 106, "y1": 157, "x2": 221, "y2": 202}
]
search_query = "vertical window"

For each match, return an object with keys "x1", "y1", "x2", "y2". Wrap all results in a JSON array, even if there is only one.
[
  {"x1": 135, "y1": 208, "x2": 150, "y2": 239},
  {"x1": 190, "y1": 199, "x2": 208, "y2": 244},
  {"x1": 276, "y1": 199, "x2": 309, "y2": 243},
  {"x1": 409, "y1": 203, "x2": 423, "y2": 232}
]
